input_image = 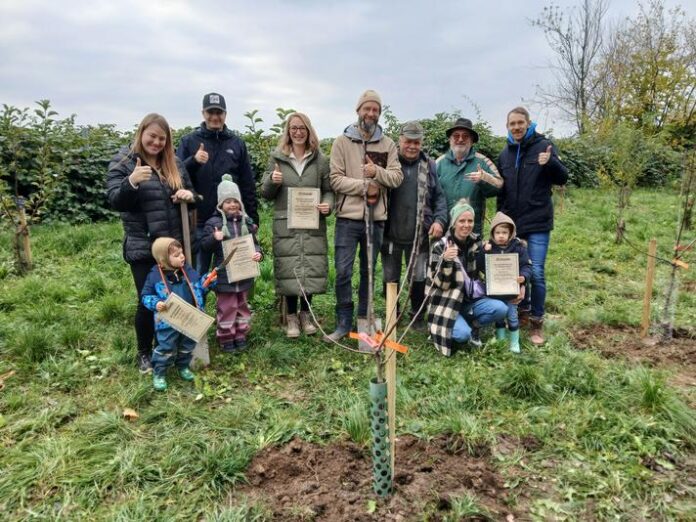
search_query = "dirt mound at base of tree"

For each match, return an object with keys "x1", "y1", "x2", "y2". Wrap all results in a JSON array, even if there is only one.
[{"x1": 232, "y1": 435, "x2": 534, "y2": 521}]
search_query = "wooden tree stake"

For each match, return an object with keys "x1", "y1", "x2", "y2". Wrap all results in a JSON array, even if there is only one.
[
  {"x1": 385, "y1": 282, "x2": 398, "y2": 474},
  {"x1": 640, "y1": 238, "x2": 657, "y2": 338},
  {"x1": 16, "y1": 198, "x2": 32, "y2": 272}
]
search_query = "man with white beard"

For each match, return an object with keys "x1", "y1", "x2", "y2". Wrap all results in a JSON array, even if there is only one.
[
  {"x1": 324, "y1": 89, "x2": 403, "y2": 342},
  {"x1": 436, "y1": 118, "x2": 502, "y2": 236}
]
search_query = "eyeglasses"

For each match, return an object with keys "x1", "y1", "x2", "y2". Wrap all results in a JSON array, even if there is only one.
[
  {"x1": 289, "y1": 126, "x2": 308, "y2": 133},
  {"x1": 450, "y1": 132, "x2": 472, "y2": 142}
]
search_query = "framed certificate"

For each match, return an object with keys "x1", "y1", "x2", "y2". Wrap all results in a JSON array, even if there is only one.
[
  {"x1": 484, "y1": 253, "x2": 520, "y2": 297},
  {"x1": 222, "y1": 236, "x2": 260, "y2": 283},
  {"x1": 159, "y1": 293, "x2": 214, "y2": 342},
  {"x1": 287, "y1": 187, "x2": 320, "y2": 229}
]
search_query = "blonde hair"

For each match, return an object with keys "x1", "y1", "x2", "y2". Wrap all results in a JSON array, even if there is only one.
[
  {"x1": 507, "y1": 106, "x2": 531, "y2": 123},
  {"x1": 276, "y1": 112, "x2": 320, "y2": 156},
  {"x1": 131, "y1": 113, "x2": 183, "y2": 190}
]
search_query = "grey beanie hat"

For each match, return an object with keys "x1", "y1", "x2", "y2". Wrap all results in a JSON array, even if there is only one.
[{"x1": 217, "y1": 174, "x2": 248, "y2": 237}]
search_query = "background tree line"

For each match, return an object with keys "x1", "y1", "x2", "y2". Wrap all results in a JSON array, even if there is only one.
[{"x1": 0, "y1": 0, "x2": 692, "y2": 226}]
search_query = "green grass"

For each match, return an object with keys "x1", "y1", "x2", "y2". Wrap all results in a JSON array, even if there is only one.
[{"x1": 0, "y1": 187, "x2": 694, "y2": 520}]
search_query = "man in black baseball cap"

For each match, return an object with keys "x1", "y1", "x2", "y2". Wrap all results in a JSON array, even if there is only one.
[
  {"x1": 202, "y1": 92, "x2": 226, "y2": 112},
  {"x1": 176, "y1": 93, "x2": 258, "y2": 273}
]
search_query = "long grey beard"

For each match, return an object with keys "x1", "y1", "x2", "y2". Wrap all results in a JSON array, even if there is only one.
[
  {"x1": 359, "y1": 117, "x2": 377, "y2": 135},
  {"x1": 452, "y1": 145, "x2": 470, "y2": 159}
]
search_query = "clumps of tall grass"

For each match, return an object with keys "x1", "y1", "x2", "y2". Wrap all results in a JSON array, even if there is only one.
[
  {"x1": 497, "y1": 362, "x2": 553, "y2": 403},
  {"x1": 111, "y1": 332, "x2": 135, "y2": 365},
  {"x1": 205, "y1": 502, "x2": 271, "y2": 522},
  {"x1": 12, "y1": 326, "x2": 57, "y2": 363},
  {"x1": 84, "y1": 274, "x2": 109, "y2": 297},
  {"x1": 199, "y1": 438, "x2": 254, "y2": 492},
  {"x1": 42, "y1": 225, "x2": 102, "y2": 256},
  {"x1": 446, "y1": 493, "x2": 492, "y2": 521},
  {"x1": 59, "y1": 321, "x2": 89, "y2": 350},
  {"x1": 97, "y1": 294, "x2": 133, "y2": 324},
  {"x1": 433, "y1": 411, "x2": 494, "y2": 456},
  {"x1": 545, "y1": 352, "x2": 600, "y2": 397},
  {"x1": 72, "y1": 411, "x2": 138, "y2": 441},
  {"x1": 342, "y1": 401, "x2": 371, "y2": 445},
  {"x1": 631, "y1": 368, "x2": 696, "y2": 446}
]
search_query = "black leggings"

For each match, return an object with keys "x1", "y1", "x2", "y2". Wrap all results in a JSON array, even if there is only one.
[
  {"x1": 130, "y1": 261, "x2": 156, "y2": 355},
  {"x1": 286, "y1": 294, "x2": 312, "y2": 314}
]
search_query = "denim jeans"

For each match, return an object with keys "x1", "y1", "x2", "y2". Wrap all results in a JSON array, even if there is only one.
[
  {"x1": 495, "y1": 302, "x2": 519, "y2": 331},
  {"x1": 452, "y1": 298, "x2": 508, "y2": 342},
  {"x1": 334, "y1": 217, "x2": 384, "y2": 318},
  {"x1": 519, "y1": 232, "x2": 550, "y2": 319}
]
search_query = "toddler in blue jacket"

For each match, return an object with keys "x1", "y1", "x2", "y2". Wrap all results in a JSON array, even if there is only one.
[{"x1": 141, "y1": 237, "x2": 212, "y2": 391}]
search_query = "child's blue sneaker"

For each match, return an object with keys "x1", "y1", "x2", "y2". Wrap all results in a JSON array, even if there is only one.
[
  {"x1": 153, "y1": 374, "x2": 167, "y2": 391},
  {"x1": 178, "y1": 367, "x2": 195, "y2": 381},
  {"x1": 234, "y1": 338, "x2": 248, "y2": 351}
]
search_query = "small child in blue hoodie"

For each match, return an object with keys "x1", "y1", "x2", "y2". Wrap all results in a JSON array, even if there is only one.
[
  {"x1": 141, "y1": 237, "x2": 212, "y2": 391},
  {"x1": 478, "y1": 212, "x2": 532, "y2": 353}
]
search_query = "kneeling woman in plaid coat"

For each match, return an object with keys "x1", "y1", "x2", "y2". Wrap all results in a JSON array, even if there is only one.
[{"x1": 426, "y1": 200, "x2": 508, "y2": 356}]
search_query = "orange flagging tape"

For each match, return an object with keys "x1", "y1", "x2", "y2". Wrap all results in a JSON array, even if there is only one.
[{"x1": 348, "y1": 332, "x2": 408, "y2": 353}]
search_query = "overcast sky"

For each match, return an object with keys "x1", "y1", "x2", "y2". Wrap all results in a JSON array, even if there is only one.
[{"x1": 1, "y1": 0, "x2": 693, "y2": 138}]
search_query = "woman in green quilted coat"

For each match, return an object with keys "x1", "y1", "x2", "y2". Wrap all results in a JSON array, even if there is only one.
[{"x1": 261, "y1": 112, "x2": 334, "y2": 338}]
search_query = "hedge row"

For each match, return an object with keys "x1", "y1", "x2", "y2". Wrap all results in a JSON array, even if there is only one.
[{"x1": 0, "y1": 103, "x2": 685, "y2": 225}]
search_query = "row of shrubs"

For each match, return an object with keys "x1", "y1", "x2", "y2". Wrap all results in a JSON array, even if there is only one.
[{"x1": 0, "y1": 101, "x2": 686, "y2": 225}]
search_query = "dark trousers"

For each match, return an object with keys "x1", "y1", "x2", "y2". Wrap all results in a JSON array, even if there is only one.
[
  {"x1": 130, "y1": 261, "x2": 156, "y2": 356},
  {"x1": 195, "y1": 224, "x2": 213, "y2": 274},
  {"x1": 381, "y1": 239, "x2": 428, "y2": 318},
  {"x1": 334, "y1": 217, "x2": 384, "y2": 319},
  {"x1": 286, "y1": 295, "x2": 312, "y2": 314}
]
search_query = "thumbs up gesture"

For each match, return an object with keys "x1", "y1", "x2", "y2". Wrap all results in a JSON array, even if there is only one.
[
  {"x1": 194, "y1": 143, "x2": 209, "y2": 164},
  {"x1": 129, "y1": 157, "x2": 153, "y2": 187},
  {"x1": 363, "y1": 154, "x2": 377, "y2": 178},
  {"x1": 538, "y1": 144, "x2": 553, "y2": 166},
  {"x1": 469, "y1": 164, "x2": 483, "y2": 183},
  {"x1": 271, "y1": 162, "x2": 283, "y2": 185},
  {"x1": 213, "y1": 226, "x2": 223, "y2": 241}
]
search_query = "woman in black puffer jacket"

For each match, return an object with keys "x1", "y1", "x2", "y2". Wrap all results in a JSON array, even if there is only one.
[{"x1": 106, "y1": 113, "x2": 196, "y2": 373}]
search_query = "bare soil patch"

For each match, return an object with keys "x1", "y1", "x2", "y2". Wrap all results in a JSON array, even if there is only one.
[
  {"x1": 233, "y1": 435, "x2": 538, "y2": 521},
  {"x1": 569, "y1": 324, "x2": 696, "y2": 391}
]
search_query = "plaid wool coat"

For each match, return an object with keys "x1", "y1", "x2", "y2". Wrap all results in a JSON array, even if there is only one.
[{"x1": 426, "y1": 232, "x2": 482, "y2": 356}]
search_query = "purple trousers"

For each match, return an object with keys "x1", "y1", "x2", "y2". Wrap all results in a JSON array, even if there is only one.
[{"x1": 216, "y1": 291, "x2": 251, "y2": 344}]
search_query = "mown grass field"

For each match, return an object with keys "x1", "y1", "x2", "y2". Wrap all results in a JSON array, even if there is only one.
[{"x1": 0, "y1": 187, "x2": 694, "y2": 520}]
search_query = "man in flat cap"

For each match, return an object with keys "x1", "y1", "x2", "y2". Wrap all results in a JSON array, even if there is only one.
[
  {"x1": 437, "y1": 117, "x2": 502, "y2": 235},
  {"x1": 176, "y1": 92, "x2": 258, "y2": 273},
  {"x1": 325, "y1": 89, "x2": 403, "y2": 342},
  {"x1": 382, "y1": 121, "x2": 448, "y2": 330}
]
